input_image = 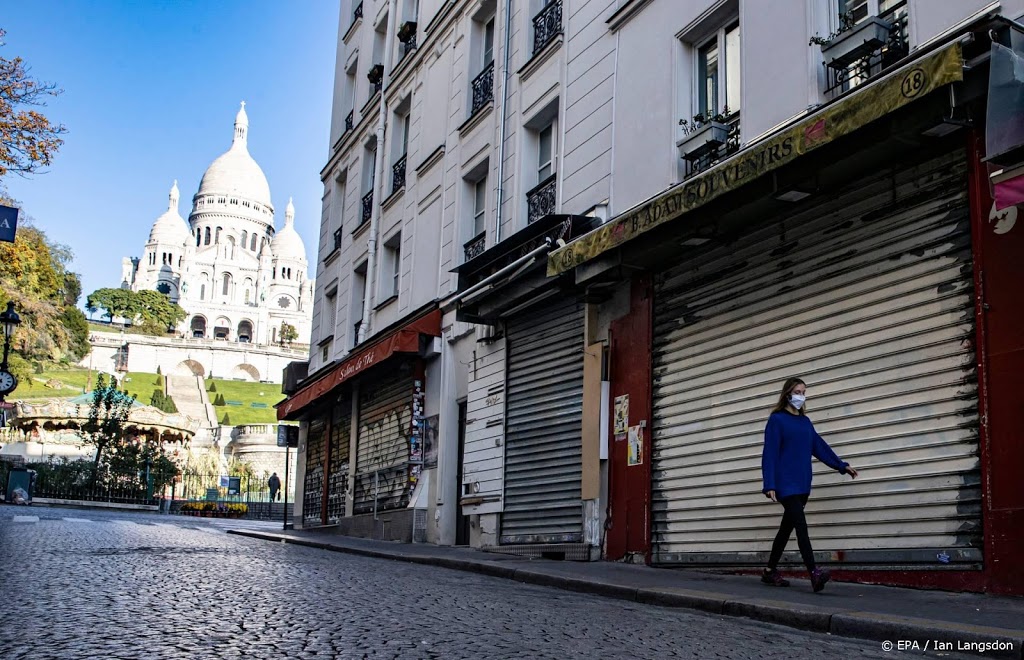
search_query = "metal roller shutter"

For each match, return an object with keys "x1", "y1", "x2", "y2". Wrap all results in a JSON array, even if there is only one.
[
  {"x1": 354, "y1": 370, "x2": 413, "y2": 515},
  {"x1": 302, "y1": 417, "x2": 326, "y2": 526},
  {"x1": 327, "y1": 398, "x2": 351, "y2": 523},
  {"x1": 501, "y1": 297, "x2": 585, "y2": 544},
  {"x1": 651, "y1": 151, "x2": 981, "y2": 566}
]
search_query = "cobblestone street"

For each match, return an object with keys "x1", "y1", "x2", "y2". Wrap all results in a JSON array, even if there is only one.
[{"x1": 0, "y1": 508, "x2": 972, "y2": 659}]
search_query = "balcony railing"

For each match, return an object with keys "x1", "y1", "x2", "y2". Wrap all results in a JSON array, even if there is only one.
[
  {"x1": 361, "y1": 190, "x2": 373, "y2": 225},
  {"x1": 392, "y1": 154, "x2": 407, "y2": 192},
  {"x1": 372, "y1": 79, "x2": 383, "y2": 97},
  {"x1": 823, "y1": 1, "x2": 908, "y2": 98},
  {"x1": 471, "y1": 61, "x2": 495, "y2": 116},
  {"x1": 526, "y1": 173, "x2": 557, "y2": 225},
  {"x1": 681, "y1": 112, "x2": 741, "y2": 180},
  {"x1": 464, "y1": 232, "x2": 486, "y2": 262},
  {"x1": 332, "y1": 227, "x2": 343, "y2": 252},
  {"x1": 344, "y1": 110, "x2": 354, "y2": 133},
  {"x1": 532, "y1": 0, "x2": 562, "y2": 55}
]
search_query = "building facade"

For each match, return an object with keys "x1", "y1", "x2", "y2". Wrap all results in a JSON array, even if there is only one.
[
  {"x1": 122, "y1": 104, "x2": 314, "y2": 350},
  {"x1": 279, "y1": 0, "x2": 1024, "y2": 595}
]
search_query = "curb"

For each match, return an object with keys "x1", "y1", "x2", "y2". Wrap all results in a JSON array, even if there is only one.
[{"x1": 228, "y1": 530, "x2": 1023, "y2": 659}]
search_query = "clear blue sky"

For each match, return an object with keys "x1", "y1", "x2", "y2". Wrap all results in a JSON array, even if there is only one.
[{"x1": 2, "y1": 0, "x2": 339, "y2": 303}]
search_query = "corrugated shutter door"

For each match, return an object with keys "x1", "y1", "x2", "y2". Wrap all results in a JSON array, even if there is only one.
[
  {"x1": 327, "y1": 398, "x2": 351, "y2": 523},
  {"x1": 651, "y1": 152, "x2": 981, "y2": 565},
  {"x1": 502, "y1": 297, "x2": 585, "y2": 544},
  {"x1": 354, "y1": 370, "x2": 413, "y2": 514},
  {"x1": 303, "y1": 417, "x2": 326, "y2": 526}
]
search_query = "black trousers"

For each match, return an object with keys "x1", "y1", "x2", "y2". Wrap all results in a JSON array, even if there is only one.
[{"x1": 768, "y1": 493, "x2": 816, "y2": 572}]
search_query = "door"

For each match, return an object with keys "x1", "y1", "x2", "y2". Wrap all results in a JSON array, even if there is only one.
[
  {"x1": 501, "y1": 296, "x2": 585, "y2": 544},
  {"x1": 649, "y1": 150, "x2": 980, "y2": 566},
  {"x1": 456, "y1": 400, "x2": 471, "y2": 546},
  {"x1": 607, "y1": 276, "x2": 653, "y2": 561}
]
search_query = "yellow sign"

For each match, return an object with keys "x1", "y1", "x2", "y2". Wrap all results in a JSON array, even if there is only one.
[{"x1": 547, "y1": 42, "x2": 964, "y2": 276}]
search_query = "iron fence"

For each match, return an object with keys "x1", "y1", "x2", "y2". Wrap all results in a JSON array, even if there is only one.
[{"x1": 175, "y1": 472, "x2": 291, "y2": 520}]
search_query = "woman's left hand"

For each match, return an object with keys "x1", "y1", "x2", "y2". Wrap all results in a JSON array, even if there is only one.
[{"x1": 845, "y1": 466, "x2": 859, "y2": 479}]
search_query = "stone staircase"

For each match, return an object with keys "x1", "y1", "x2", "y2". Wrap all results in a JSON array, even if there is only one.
[{"x1": 166, "y1": 375, "x2": 217, "y2": 432}]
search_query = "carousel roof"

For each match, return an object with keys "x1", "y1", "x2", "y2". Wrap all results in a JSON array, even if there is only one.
[{"x1": 10, "y1": 396, "x2": 201, "y2": 440}]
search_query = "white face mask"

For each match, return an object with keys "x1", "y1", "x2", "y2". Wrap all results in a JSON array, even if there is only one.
[{"x1": 789, "y1": 393, "x2": 806, "y2": 410}]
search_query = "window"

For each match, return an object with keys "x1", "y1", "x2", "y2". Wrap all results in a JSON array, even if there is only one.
[
  {"x1": 696, "y1": 22, "x2": 740, "y2": 118},
  {"x1": 241, "y1": 231, "x2": 248, "y2": 249},
  {"x1": 352, "y1": 261, "x2": 368, "y2": 346},
  {"x1": 222, "y1": 272, "x2": 232, "y2": 296},
  {"x1": 204, "y1": 227, "x2": 211, "y2": 245},
  {"x1": 483, "y1": 18, "x2": 495, "y2": 66},
  {"x1": 278, "y1": 296, "x2": 292, "y2": 309},
  {"x1": 215, "y1": 226, "x2": 222, "y2": 244},
  {"x1": 322, "y1": 344, "x2": 331, "y2": 363},
  {"x1": 324, "y1": 287, "x2": 338, "y2": 338},
  {"x1": 382, "y1": 233, "x2": 401, "y2": 300},
  {"x1": 250, "y1": 233, "x2": 258, "y2": 251},
  {"x1": 200, "y1": 284, "x2": 206, "y2": 301},
  {"x1": 196, "y1": 230, "x2": 201, "y2": 247},
  {"x1": 473, "y1": 177, "x2": 487, "y2": 237},
  {"x1": 391, "y1": 110, "x2": 409, "y2": 193},
  {"x1": 538, "y1": 123, "x2": 555, "y2": 182}
]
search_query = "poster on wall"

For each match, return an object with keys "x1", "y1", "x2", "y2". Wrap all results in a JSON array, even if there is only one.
[
  {"x1": 423, "y1": 414, "x2": 439, "y2": 468},
  {"x1": 614, "y1": 394, "x2": 629, "y2": 438},
  {"x1": 627, "y1": 425, "x2": 643, "y2": 466}
]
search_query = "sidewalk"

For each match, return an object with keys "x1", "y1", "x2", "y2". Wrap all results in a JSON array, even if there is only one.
[{"x1": 228, "y1": 528, "x2": 1024, "y2": 659}]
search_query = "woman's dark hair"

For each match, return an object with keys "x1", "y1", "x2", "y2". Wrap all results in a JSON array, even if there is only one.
[{"x1": 771, "y1": 377, "x2": 807, "y2": 415}]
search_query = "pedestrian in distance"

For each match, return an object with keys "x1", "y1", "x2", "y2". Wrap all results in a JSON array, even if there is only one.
[
  {"x1": 760, "y1": 377, "x2": 858, "y2": 592},
  {"x1": 268, "y1": 472, "x2": 281, "y2": 502}
]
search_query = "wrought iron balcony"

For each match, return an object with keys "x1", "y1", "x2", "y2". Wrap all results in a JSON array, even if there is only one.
[
  {"x1": 361, "y1": 190, "x2": 373, "y2": 226},
  {"x1": 822, "y1": 1, "x2": 908, "y2": 98},
  {"x1": 352, "y1": 1, "x2": 363, "y2": 23},
  {"x1": 344, "y1": 110, "x2": 354, "y2": 133},
  {"x1": 471, "y1": 61, "x2": 495, "y2": 116},
  {"x1": 398, "y1": 21, "x2": 417, "y2": 60},
  {"x1": 532, "y1": 0, "x2": 562, "y2": 55},
  {"x1": 332, "y1": 227, "x2": 343, "y2": 252},
  {"x1": 526, "y1": 173, "x2": 557, "y2": 225},
  {"x1": 392, "y1": 154, "x2": 407, "y2": 192},
  {"x1": 681, "y1": 112, "x2": 741, "y2": 180},
  {"x1": 372, "y1": 79, "x2": 383, "y2": 97},
  {"x1": 464, "y1": 232, "x2": 486, "y2": 262}
]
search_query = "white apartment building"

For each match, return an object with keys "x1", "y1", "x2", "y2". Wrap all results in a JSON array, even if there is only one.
[{"x1": 279, "y1": 0, "x2": 1024, "y2": 594}]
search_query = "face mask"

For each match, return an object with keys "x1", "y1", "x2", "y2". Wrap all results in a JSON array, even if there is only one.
[{"x1": 789, "y1": 394, "x2": 806, "y2": 410}]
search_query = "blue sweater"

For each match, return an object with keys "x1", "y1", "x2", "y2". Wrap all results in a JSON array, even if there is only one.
[{"x1": 761, "y1": 411, "x2": 848, "y2": 499}]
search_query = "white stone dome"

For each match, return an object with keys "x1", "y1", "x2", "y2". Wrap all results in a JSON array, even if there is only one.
[
  {"x1": 195, "y1": 102, "x2": 273, "y2": 209},
  {"x1": 149, "y1": 181, "x2": 190, "y2": 245},
  {"x1": 271, "y1": 198, "x2": 306, "y2": 260}
]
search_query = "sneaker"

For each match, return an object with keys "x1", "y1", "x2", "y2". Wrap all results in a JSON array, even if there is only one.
[
  {"x1": 810, "y1": 567, "x2": 831, "y2": 593},
  {"x1": 761, "y1": 568, "x2": 790, "y2": 587}
]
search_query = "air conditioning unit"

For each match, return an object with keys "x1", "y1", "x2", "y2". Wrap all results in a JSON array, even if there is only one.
[{"x1": 281, "y1": 360, "x2": 309, "y2": 396}]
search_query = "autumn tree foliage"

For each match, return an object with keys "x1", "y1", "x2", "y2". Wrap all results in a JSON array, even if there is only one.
[
  {"x1": 0, "y1": 28, "x2": 66, "y2": 180},
  {"x1": 0, "y1": 218, "x2": 90, "y2": 385}
]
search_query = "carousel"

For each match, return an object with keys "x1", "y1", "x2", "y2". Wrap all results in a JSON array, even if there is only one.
[{"x1": 0, "y1": 392, "x2": 200, "y2": 461}]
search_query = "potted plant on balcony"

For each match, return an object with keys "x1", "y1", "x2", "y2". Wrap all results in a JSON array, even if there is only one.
[
  {"x1": 397, "y1": 21, "x2": 417, "y2": 43},
  {"x1": 810, "y1": 11, "x2": 893, "y2": 70},
  {"x1": 367, "y1": 63, "x2": 384, "y2": 86},
  {"x1": 676, "y1": 108, "x2": 731, "y2": 161}
]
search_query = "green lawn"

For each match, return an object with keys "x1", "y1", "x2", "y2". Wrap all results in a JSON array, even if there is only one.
[
  {"x1": 206, "y1": 378, "x2": 285, "y2": 425},
  {"x1": 120, "y1": 371, "x2": 164, "y2": 404},
  {"x1": 18, "y1": 367, "x2": 94, "y2": 399},
  {"x1": 86, "y1": 321, "x2": 174, "y2": 337},
  {"x1": 17, "y1": 368, "x2": 164, "y2": 405}
]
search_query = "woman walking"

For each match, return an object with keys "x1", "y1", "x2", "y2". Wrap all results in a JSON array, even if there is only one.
[{"x1": 760, "y1": 377, "x2": 858, "y2": 592}]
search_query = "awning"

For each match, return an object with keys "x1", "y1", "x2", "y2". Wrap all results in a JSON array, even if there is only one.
[
  {"x1": 277, "y1": 309, "x2": 442, "y2": 421},
  {"x1": 547, "y1": 41, "x2": 965, "y2": 276}
]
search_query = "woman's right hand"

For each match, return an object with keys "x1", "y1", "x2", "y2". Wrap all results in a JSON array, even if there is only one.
[{"x1": 765, "y1": 490, "x2": 777, "y2": 502}]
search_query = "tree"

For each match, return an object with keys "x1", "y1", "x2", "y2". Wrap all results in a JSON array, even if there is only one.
[
  {"x1": 81, "y1": 375, "x2": 136, "y2": 481},
  {"x1": 0, "y1": 219, "x2": 88, "y2": 368},
  {"x1": 85, "y1": 287, "x2": 186, "y2": 334},
  {"x1": 279, "y1": 322, "x2": 298, "y2": 346},
  {"x1": 0, "y1": 29, "x2": 66, "y2": 180}
]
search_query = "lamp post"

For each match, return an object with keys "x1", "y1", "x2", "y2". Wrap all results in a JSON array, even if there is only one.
[{"x1": 0, "y1": 302, "x2": 22, "y2": 417}]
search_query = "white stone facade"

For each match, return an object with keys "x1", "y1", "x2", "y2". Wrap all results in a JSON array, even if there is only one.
[
  {"x1": 303, "y1": 0, "x2": 1023, "y2": 548},
  {"x1": 123, "y1": 104, "x2": 314, "y2": 349}
]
